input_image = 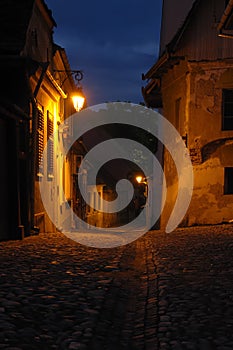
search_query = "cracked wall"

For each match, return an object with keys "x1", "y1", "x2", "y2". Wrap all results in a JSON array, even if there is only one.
[{"x1": 160, "y1": 60, "x2": 233, "y2": 228}]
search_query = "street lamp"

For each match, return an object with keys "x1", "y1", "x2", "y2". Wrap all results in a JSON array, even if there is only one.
[
  {"x1": 135, "y1": 174, "x2": 150, "y2": 228},
  {"x1": 54, "y1": 69, "x2": 86, "y2": 111},
  {"x1": 135, "y1": 175, "x2": 148, "y2": 197},
  {"x1": 136, "y1": 175, "x2": 143, "y2": 184},
  {"x1": 71, "y1": 87, "x2": 85, "y2": 112}
]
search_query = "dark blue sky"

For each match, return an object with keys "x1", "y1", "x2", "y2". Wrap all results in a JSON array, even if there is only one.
[{"x1": 46, "y1": 0, "x2": 162, "y2": 106}]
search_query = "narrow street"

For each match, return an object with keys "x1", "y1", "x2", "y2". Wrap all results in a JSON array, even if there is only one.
[{"x1": 0, "y1": 225, "x2": 233, "y2": 349}]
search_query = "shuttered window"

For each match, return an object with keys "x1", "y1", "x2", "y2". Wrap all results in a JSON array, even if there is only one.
[
  {"x1": 47, "y1": 111, "x2": 54, "y2": 177},
  {"x1": 37, "y1": 107, "x2": 44, "y2": 176}
]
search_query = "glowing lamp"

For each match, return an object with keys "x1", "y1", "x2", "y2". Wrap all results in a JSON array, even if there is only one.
[
  {"x1": 136, "y1": 176, "x2": 143, "y2": 184},
  {"x1": 72, "y1": 89, "x2": 85, "y2": 112}
]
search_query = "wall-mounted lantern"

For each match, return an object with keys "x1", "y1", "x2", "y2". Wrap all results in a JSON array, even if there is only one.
[
  {"x1": 71, "y1": 87, "x2": 85, "y2": 112},
  {"x1": 136, "y1": 175, "x2": 143, "y2": 184},
  {"x1": 55, "y1": 69, "x2": 86, "y2": 112}
]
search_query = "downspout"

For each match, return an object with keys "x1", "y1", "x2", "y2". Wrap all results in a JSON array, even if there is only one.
[
  {"x1": 26, "y1": 73, "x2": 38, "y2": 233},
  {"x1": 218, "y1": 0, "x2": 233, "y2": 38}
]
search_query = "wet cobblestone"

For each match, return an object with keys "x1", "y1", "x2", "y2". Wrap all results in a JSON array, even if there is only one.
[{"x1": 0, "y1": 224, "x2": 233, "y2": 348}]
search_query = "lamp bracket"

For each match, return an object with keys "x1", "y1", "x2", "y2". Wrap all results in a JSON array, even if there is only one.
[{"x1": 54, "y1": 69, "x2": 84, "y2": 87}]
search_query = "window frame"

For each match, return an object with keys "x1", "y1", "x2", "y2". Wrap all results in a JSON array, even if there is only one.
[
  {"x1": 222, "y1": 89, "x2": 233, "y2": 131},
  {"x1": 224, "y1": 167, "x2": 233, "y2": 195}
]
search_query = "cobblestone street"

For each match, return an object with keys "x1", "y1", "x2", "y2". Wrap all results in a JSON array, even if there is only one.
[{"x1": 0, "y1": 225, "x2": 233, "y2": 349}]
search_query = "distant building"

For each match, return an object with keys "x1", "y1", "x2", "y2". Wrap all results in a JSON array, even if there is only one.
[
  {"x1": 143, "y1": 0, "x2": 233, "y2": 227},
  {"x1": 0, "y1": 0, "x2": 78, "y2": 239}
]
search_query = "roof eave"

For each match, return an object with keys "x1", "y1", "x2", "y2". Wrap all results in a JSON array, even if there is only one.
[
  {"x1": 37, "y1": 0, "x2": 57, "y2": 28},
  {"x1": 142, "y1": 79, "x2": 163, "y2": 109},
  {"x1": 142, "y1": 52, "x2": 169, "y2": 81},
  {"x1": 143, "y1": 55, "x2": 185, "y2": 81},
  {"x1": 218, "y1": 0, "x2": 233, "y2": 32}
]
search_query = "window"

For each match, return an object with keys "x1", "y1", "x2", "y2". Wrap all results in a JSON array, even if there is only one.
[
  {"x1": 36, "y1": 105, "x2": 44, "y2": 176},
  {"x1": 224, "y1": 167, "x2": 233, "y2": 194},
  {"x1": 47, "y1": 111, "x2": 54, "y2": 177},
  {"x1": 222, "y1": 89, "x2": 233, "y2": 130}
]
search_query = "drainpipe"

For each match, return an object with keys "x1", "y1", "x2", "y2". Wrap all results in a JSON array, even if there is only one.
[
  {"x1": 25, "y1": 73, "x2": 38, "y2": 233},
  {"x1": 31, "y1": 100, "x2": 38, "y2": 233},
  {"x1": 218, "y1": 0, "x2": 233, "y2": 38}
]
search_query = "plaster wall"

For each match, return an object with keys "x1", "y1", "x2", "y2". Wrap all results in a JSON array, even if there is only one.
[{"x1": 160, "y1": 60, "x2": 233, "y2": 228}]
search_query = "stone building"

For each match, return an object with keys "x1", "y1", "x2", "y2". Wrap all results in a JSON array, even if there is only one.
[
  {"x1": 143, "y1": 0, "x2": 233, "y2": 227},
  {"x1": 0, "y1": 0, "x2": 78, "y2": 239}
]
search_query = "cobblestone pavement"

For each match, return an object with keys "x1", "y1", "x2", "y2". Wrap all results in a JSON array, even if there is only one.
[{"x1": 0, "y1": 225, "x2": 233, "y2": 349}]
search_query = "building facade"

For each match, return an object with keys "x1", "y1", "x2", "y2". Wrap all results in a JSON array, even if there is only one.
[
  {"x1": 0, "y1": 0, "x2": 78, "y2": 239},
  {"x1": 143, "y1": 0, "x2": 233, "y2": 227}
]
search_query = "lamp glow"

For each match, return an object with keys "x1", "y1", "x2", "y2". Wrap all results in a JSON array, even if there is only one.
[
  {"x1": 72, "y1": 92, "x2": 85, "y2": 112},
  {"x1": 136, "y1": 176, "x2": 143, "y2": 183}
]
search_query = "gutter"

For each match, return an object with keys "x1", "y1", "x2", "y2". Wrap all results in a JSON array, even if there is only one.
[
  {"x1": 46, "y1": 70, "x2": 67, "y2": 98},
  {"x1": 218, "y1": 0, "x2": 233, "y2": 38}
]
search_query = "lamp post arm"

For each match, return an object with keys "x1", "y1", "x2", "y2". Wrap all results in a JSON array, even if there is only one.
[{"x1": 54, "y1": 69, "x2": 84, "y2": 88}]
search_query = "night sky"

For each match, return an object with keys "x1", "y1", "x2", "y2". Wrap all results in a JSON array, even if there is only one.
[{"x1": 45, "y1": 0, "x2": 163, "y2": 106}]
